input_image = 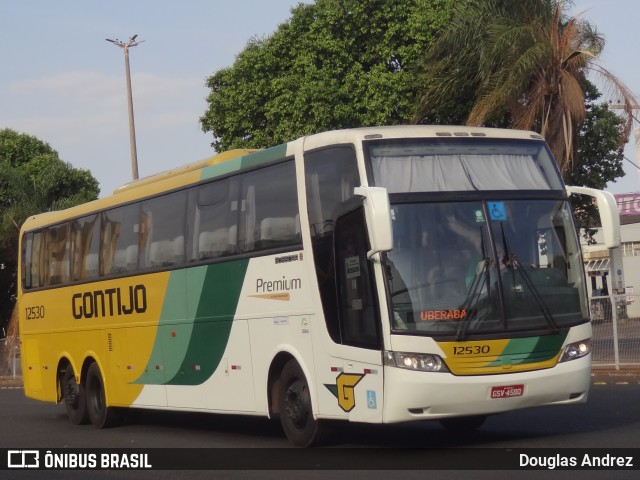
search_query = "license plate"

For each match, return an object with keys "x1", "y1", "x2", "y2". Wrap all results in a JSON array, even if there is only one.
[{"x1": 490, "y1": 384, "x2": 524, "y2": 399}]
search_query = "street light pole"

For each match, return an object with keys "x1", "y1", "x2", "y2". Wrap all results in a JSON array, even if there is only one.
[{"x1": 106, "y1": 35, "x2": 144, "y2": 181}]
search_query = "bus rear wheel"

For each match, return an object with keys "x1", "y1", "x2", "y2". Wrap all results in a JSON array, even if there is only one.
[
  {"x1": 62, "y1": 364, "x2": 89, "y2": 425},
  {"x1": 85, "y1": 362, "x2": 123, "y2": 429},
  {"x1": 278, "y1": 360, "x2": 328, "y2": 447}
]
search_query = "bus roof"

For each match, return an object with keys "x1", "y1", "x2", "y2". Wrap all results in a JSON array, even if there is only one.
[
  {"x1": 112, "y1": 149, "x2": 259, "y2": 195},
  {"x1": 19, "y1": 144, "x2": 293, "y2": 232},
  {"x1": 21, "y1": 148, "x2": 260, "y2": 232},
  {"x1": 20, "y1": 126, "x2": 546, "y2": 233},
  {"x1": 300, "y1": 125, "x2": 544, "y2": 151}
]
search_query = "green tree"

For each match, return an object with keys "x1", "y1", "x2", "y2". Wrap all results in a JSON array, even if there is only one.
[
  {"x1": 0, "y1": 129, "x2": 100, "y2": 332},
  {"x1": 201, "y1": 0, "x2": 455, "y2": 151},
  {"x1": 0, "y1": 128, "x2": 58, "y2": 166},
  {"x1": 566, "y1": 81, "x2": 625, "y2": 242},
  {"x1": 568, "y1": 82, "x2": 625, "y2": 190},
  {"x1": 414, "y1": 0, "x2": 637, "y2": 174}
]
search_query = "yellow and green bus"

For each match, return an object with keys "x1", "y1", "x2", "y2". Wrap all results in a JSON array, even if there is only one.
[{"x1": 18, "y1": 126, "x2": 619, "y2": 446}]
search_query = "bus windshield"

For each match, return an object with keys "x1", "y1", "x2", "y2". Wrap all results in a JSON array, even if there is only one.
[
  {"x1": 365, "y1": 136, "x2": 586, "y2": 337},
  {"x1": 385, "y1": 200, "x2": 587, "y2": 337}
]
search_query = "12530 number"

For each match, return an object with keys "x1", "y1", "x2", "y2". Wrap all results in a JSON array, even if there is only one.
[
  {"x1": 25, "y1": 305, "x2": 45, "y2": 320},
  {"x1": 452, "y1": 345, "x2": 490, "y2": 355}
]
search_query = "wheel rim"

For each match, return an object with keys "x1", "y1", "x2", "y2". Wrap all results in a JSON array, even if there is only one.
[
  {"x1": 64, "y1": 377, "x2": 79, "y2": 409},
  {"x1": 284, "y1": 379, "x2": 310, "y2": 430}
]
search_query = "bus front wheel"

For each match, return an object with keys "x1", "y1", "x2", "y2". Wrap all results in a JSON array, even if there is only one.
[
  {"x1": 85, "y1": 362, "x2": 123, "y2": 429},
  {"x1": 62, "y1": 364, "x2": 89, "y2": 425},
  {"x1": 278, "y1": 360, "x2": 328, "y2": 447}
]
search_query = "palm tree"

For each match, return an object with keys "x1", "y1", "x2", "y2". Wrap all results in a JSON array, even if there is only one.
[{"x1": 414, "y1": 0, "x2": 637, "y2": 174}]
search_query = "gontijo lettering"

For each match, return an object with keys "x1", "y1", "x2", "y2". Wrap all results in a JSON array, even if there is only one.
[{"x1": 72, "y1": 285, "x2": 147, "y2": 319}]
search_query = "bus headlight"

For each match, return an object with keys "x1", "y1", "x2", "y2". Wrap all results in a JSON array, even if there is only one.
[
  {"x1": 559, "y1": 339, "x2": 591, "y2": 363},
  {"x1": 383, "y1": 351, "x2": 449, "y2": 373}
]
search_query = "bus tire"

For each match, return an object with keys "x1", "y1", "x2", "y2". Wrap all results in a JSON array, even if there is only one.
[
  {"x1": 62, "y1": 364, "x2": 89, "y2": 425},
  {"x1": 85, "y1": 362, "x2": 123, "y2": 429},
  {"x1": 278, "y1": 360, "x2": 328, "y2": 447},
  {"x1": 439, "y1": 414, "x2": 487, "y2": 432}
]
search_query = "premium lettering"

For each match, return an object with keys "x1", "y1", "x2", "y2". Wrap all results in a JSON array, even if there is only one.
[
  {"x1": 256, "y1": 276, "x2": 301, "y2": 293},
  {"x1": 72, "y1": 285, "x2": 147, "y2": 319}
]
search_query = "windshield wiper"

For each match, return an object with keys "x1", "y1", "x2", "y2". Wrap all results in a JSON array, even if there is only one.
[
  {"x1": 455, "y1": 258, "x2": 492, "y2": 340},
  {"x1": 508, "y1": 254, "x2": 559, "y2": 333},
  {"x1": 456, "y1": 226, "x2": 494, "y2": 341},
  {"x1": 498, "y1": 222, "x2": 559, "y2": 333}
]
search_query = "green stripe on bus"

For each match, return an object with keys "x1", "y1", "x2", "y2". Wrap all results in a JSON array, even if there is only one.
[
  {"x1": 526, "y1": 333, "x2": 567, "y2": 362},
  {"x1": 133, "y1": 270, "x2": 190, "y2": 385},
  {"x1": 487, "y1": 332, "x2": 567, "y2": 367},
  {"x1": 200, "y1": 144, "x2": 287, "y2": 180},
  {"x1": 240, "y1": 144, "x2": 287, "y2": 169},
  {"x1": 201, "y1": 157, "x2": 243, "y2": 179},
  {"x1": 134, "y1": 260, "x2": 249, "y2": 386},
  {"x1": 166, "y1": 259, "x2": 249, "y2": 385}
]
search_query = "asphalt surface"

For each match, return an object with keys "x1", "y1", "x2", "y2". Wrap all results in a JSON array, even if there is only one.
[{"x1": 590, "y1": 365, "x2": 640, "y2": 384}]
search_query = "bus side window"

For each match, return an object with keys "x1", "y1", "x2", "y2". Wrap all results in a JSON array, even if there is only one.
[
  {"x1": 72, "y1": 214, "x2": 101, "y2": 281},
  {"x1": 335, "y1": 208, "x2": 381, "y2": 349},
  {"x1": 102, "y1": 204, "x2": 141, "y2": 275},
  {"x1": 32, "y1": 231, "x2": 43, "y2": 288},
  {"x1": 45, "y1": 223, "x2": 71, "y2": 286},
  {"x1": 22, "y1": 232, "x2": 37, "y2": 288},
  {"x1": 189, "y1": 177, "x2": 240, "y2": 262},
  {"x1": 304, "y1": 145, "x2": 361, "y2": 344},
  {"x1": 140, "y1": 190, "x2": 187, "y2": 269},
  {"x1": 240, "y1": 159, "x2": 300, "y2": 253}
]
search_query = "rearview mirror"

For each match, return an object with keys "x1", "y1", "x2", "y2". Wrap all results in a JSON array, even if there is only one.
[
  {"x1": 354, "y1": 186, "x2": 393, "y2": 258},
  {"x1": 566, "y1": 186, "x2": 620, "y2": 249}
]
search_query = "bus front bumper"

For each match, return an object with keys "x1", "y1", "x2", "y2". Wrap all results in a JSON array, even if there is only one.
[{"x1": 382, "y1": 356, "x2": 591, "y2": 424}]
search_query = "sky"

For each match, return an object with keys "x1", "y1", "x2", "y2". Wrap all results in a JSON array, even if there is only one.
[{"x1": 1, "y1": 0, "x2": 639, "y2": 198}]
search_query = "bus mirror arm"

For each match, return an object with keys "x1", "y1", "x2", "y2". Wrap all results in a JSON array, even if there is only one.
[
  {"x1": 566, "y1": 186, "x2": 621, "y2": 249},
  {"x1": 354, "y1": 186, "x2": 393, "y2": 258}
]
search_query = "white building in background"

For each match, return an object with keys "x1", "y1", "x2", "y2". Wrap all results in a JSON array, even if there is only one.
[{"x1": 582, "y1": 192, "x2": 640, "y2": 319}]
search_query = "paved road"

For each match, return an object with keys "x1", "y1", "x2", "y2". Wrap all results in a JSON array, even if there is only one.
[{"x1": 0, "y1": 382, "x2": 639, "y2": 479}]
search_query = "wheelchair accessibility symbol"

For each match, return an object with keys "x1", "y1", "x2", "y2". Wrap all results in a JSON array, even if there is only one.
[
  {"x1": 367, "y1": 390, "x2": 377, "y2": 409},
  {"x1": 488, "y1": 202, "x2": 507, "y2": 221}
]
